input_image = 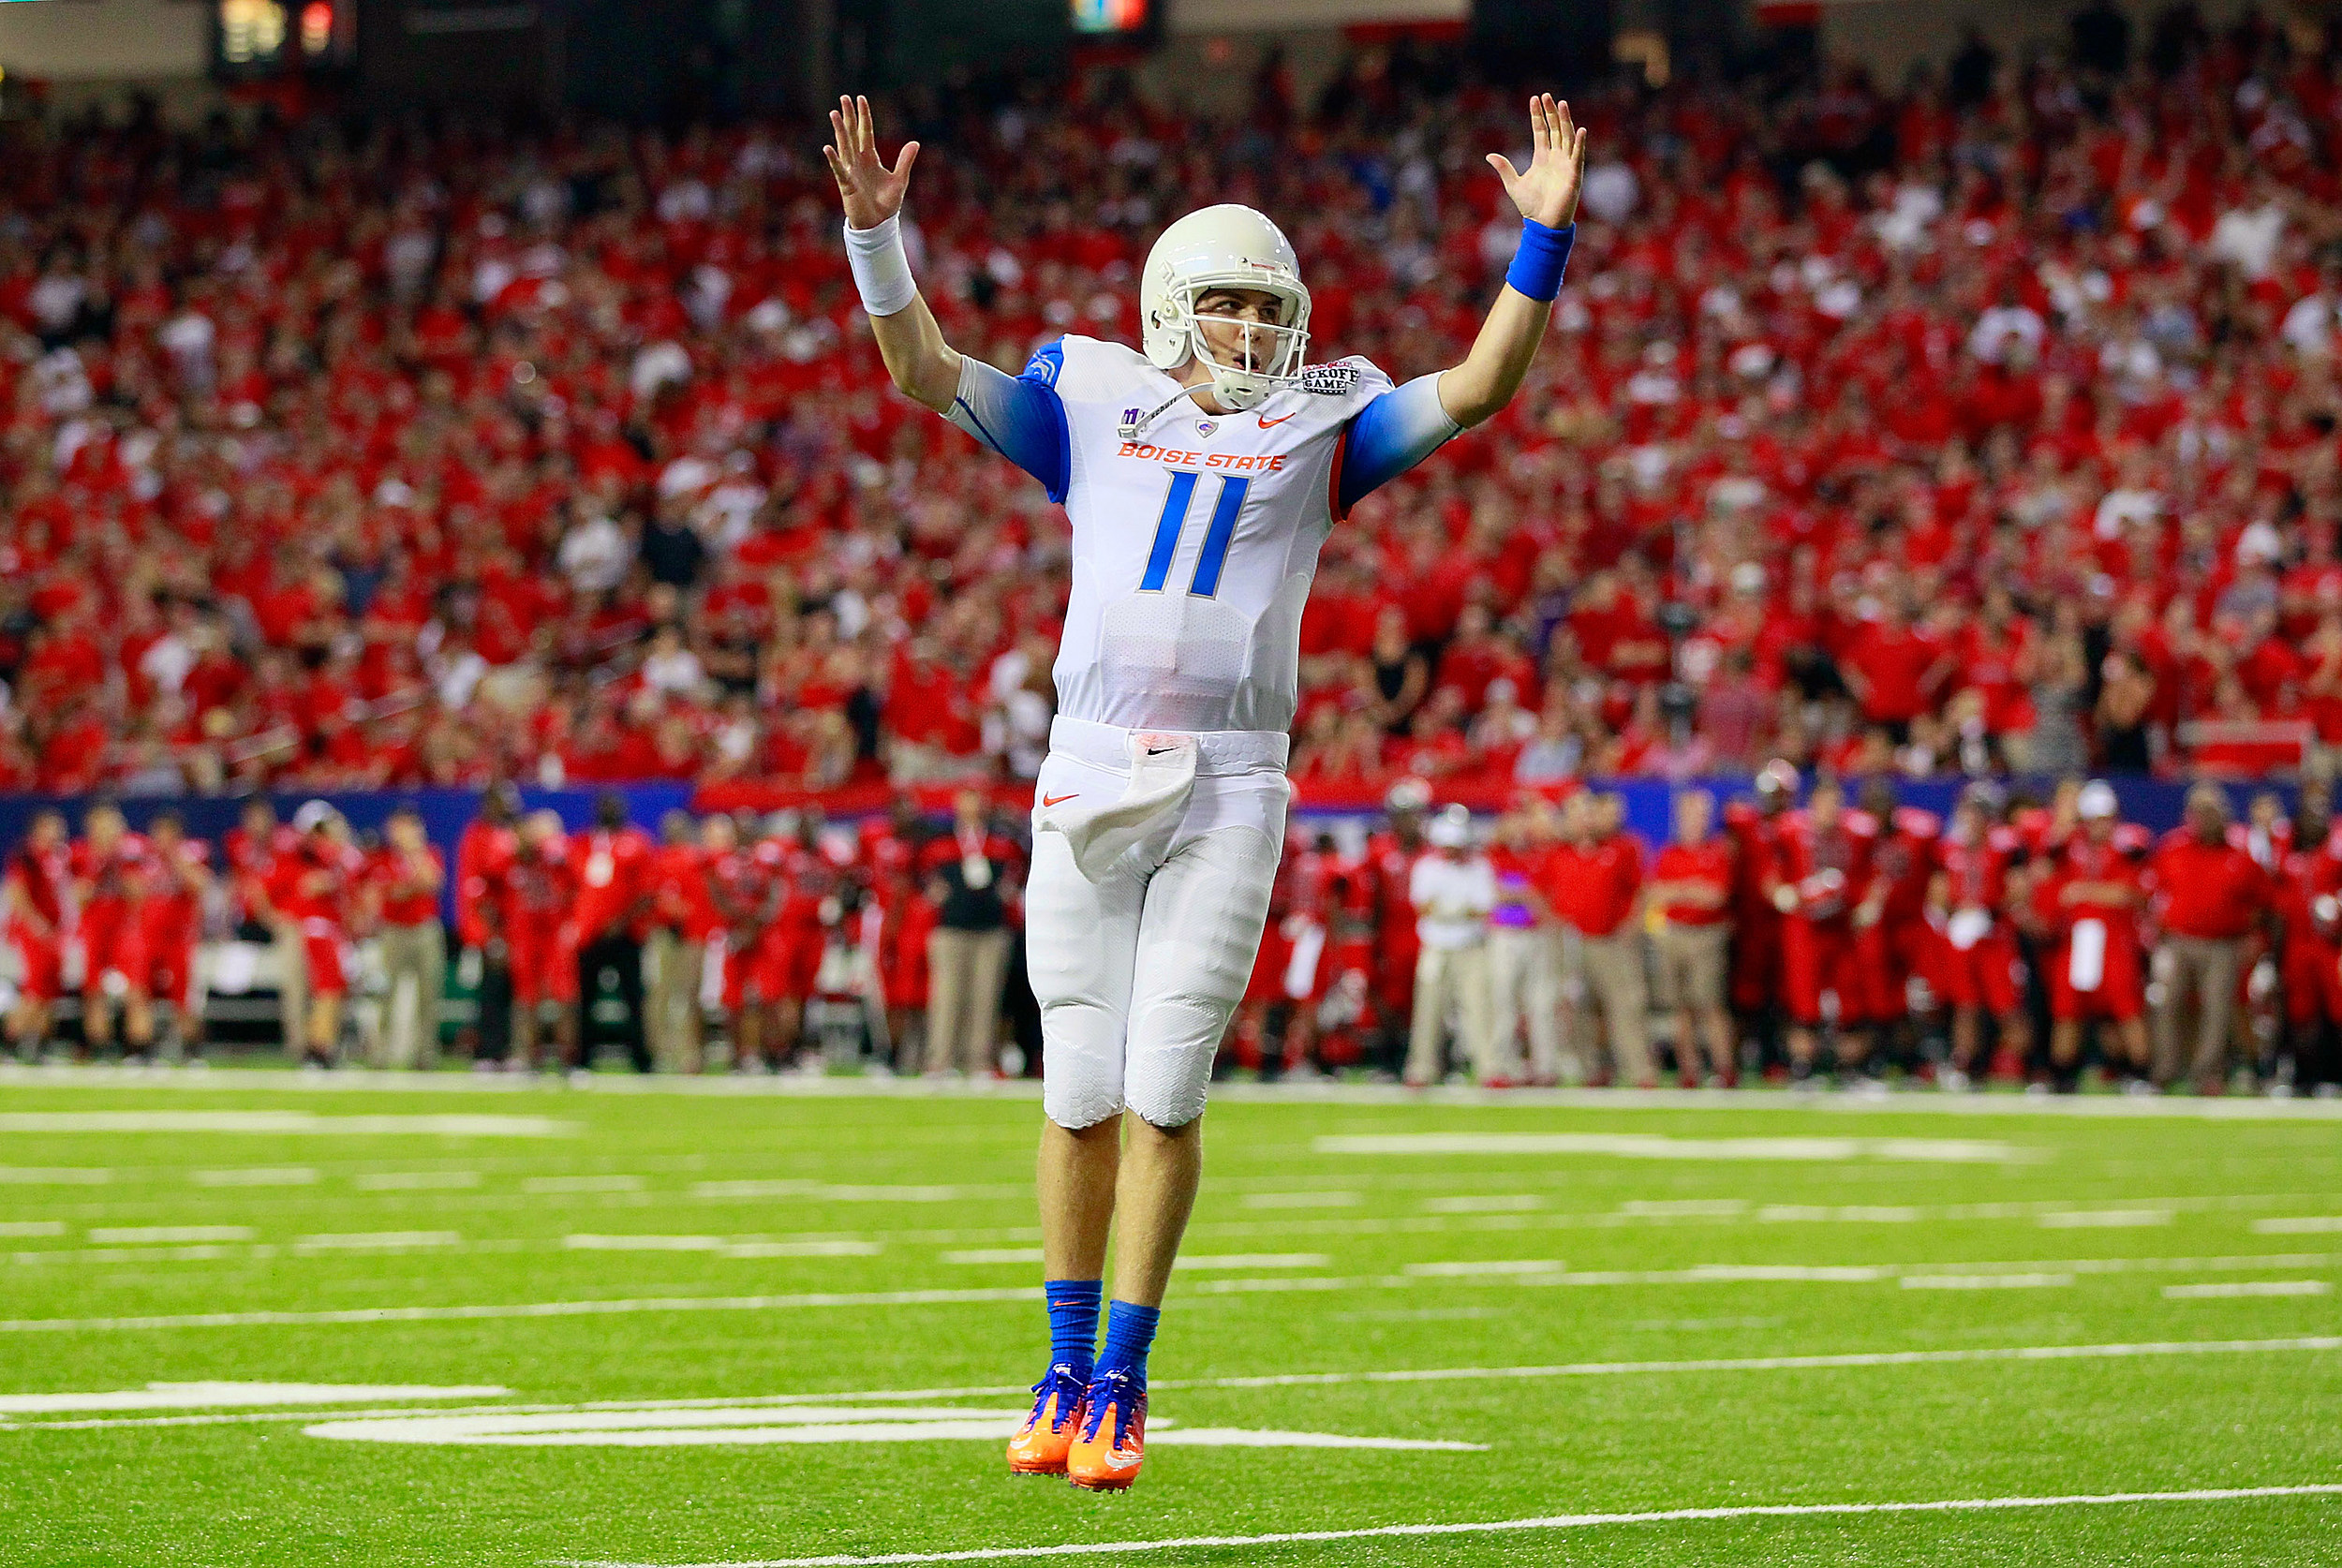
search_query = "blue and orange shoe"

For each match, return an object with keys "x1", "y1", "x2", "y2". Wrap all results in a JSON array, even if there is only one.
[
  {"x1": 1065, "y1": 1368, "x2": 1147, "y2": 1491},
  {"x1": 1005, "y1": 1364, "x2": 1088, "y2": 1475}
]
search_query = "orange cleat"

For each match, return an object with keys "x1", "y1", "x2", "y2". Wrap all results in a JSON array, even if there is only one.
[
  {"x1": 1006, "y1": 1365, "x2": 1088, "y2": 1475},
  {"x1": 1065, "y1": 1369, "x2": 1147, "y2": 1491}
]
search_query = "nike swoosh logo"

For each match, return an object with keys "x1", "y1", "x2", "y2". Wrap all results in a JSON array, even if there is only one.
[
  {"x1": 1257, "y1": 410, "x2": 1296, "y2": 428},
  {"x1": 1042, "y1": 793, "x2": 1079, "y2": 807}
]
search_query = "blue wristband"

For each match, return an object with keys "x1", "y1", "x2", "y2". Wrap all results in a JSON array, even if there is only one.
[{"x1": 1504, "y1": 219, "x2": 1575, "y2": 303}]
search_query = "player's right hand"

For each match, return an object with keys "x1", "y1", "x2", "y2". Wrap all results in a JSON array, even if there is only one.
[{"x1": 823, "y1": 94, "x2": 919, "y2": 231}]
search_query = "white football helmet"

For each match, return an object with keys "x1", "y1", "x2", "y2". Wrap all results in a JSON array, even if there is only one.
[{"x1": 1140, "y1": 204, "x2": 1311, "y2": 413}]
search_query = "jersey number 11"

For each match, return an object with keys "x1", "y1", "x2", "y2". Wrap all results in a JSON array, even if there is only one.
[{"x1": 1139, "y1": 471, "x2": 1251, "y2": 599}]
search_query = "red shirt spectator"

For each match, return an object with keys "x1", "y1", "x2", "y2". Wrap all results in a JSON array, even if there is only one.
[
  {"x1": 572, "y1": 820, "x2": 655, "y2": 945},
  {"x1": 2151, "y1": 827, "x2": 2268, "y2": 940},
  {"x1": 1538, "y1": 828, "x2": 1642, "y2": 939}
]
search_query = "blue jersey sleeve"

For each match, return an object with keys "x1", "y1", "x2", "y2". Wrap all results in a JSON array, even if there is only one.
[
  {"x1": 1333, "y1": 371, "x2": 1462, "y2": 520},
  {"x1": 945, "y1": 340, "x2": 1073, "y2": 504}
]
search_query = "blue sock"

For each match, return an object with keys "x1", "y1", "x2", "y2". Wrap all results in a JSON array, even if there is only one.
[
  {"x1": 1094, "y1": 1299, "x2": 1161, "y2": 1387},
  {"x1": 1045, "y1": 1279, "x2": 1102, "y2": 1380}
]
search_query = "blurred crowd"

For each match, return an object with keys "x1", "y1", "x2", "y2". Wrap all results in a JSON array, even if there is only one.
[
  {"x1": 7, "y1": 772, "x2": 2339, "y2": 1098},
  {"x1": 5, "y1": 13, "x2": 2342, "y2": 796}
]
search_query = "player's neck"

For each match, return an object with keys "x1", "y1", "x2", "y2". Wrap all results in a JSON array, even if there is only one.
[{"x1": 1174, "y1": 359, "x2": 1234, "y2": 416}]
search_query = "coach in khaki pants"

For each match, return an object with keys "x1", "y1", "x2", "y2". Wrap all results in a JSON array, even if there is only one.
[
  {"x1": 2149, "y1": 785, "x2": 2267, "y2": 1090},
  {"x1": 1485, "y1": 804, "x2": 1564, "y2": 1085},
  {"x1": 1406, "y1": 806, "x2": 1497, "y2": 1087},
  {"x1": 924, "y1": 791, "x2": 1021, "y2": 1076},
  {"x1": 1649, "y1": 789, "x2": 1738, "y2": 1086},
  {"x1": 1540, "y1": 793, "x2": 1653, "y2": 1087},
  {"x1": 370, "y1": 806, "x2": 446, "y2": 1070},
  {"x1": 645, "y1": 810, "x2": 706, "y2": 1073}
]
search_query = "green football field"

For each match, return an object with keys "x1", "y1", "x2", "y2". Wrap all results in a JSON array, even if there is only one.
[{"x1": 3, "y1": 1072, "x2": 2339, "y2": 1566}]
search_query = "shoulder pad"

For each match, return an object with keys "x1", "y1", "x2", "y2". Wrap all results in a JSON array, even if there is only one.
[
  {"x1": 1020, "y1": 337, "x2": 1067, "y2": 387},
  {"x1": 1298, "y1": 363, "x2": 1360, "y2": 396}
]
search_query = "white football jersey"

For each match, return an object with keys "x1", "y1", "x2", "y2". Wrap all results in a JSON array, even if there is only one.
[{"x1": 948, "y1": 333, "x2": 1458, "y2": 735}]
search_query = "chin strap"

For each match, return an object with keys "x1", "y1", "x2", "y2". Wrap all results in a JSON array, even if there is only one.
[{"x1": 1118, "y1": 382, "x2": 1215, "y2": 441}]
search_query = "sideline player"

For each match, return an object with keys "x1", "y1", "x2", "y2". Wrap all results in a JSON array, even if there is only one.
[
  {"x1": 4, "y1": 809, "x2": 71, "y2": 1062},
  {"x1": 139, "y1": 812, "x2": 216, "y2": 1062},
  {"x1": 827, "y1": 90, "x2": 1587, "y2": 1488},
  {"x1": 72, "y1": 804, "x2": 156, "y2": 1062}
]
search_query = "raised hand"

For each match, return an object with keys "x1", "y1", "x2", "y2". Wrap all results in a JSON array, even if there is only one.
[
  {"x1": 1487, "y1": 94, "x2": 1588, "y2": 229},
  {"x1": 823, "y1": 94, "x2": 920, "y2": 231}
]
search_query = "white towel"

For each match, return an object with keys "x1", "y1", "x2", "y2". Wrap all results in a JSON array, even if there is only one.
[
  {"x1": 2068, "y1": 918, "x2": 2106, "y2": 994},
  {"x1": 1036, "y1": 731, "x2": 1199, "y2": 881},
  {"x1": 1948, "y1": 908, "x2": 1992, "y2": 953},
  {"x1": 1282, "y1": 916, "x2": 1326, "y2": 1000}
]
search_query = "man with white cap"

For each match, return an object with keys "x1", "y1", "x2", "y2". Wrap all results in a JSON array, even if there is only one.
[
  {"x1": 2041, "y1": 781, "x2": 2151, "y2": 1092},
  {"x1": 1406, "y1": 805, "x2": 1499, "y2": 1087},
  {"x1": 828, "y1": 89, "x2": 1590, "y2": 1486}
]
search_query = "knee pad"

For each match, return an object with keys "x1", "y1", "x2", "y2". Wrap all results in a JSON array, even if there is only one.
[
  {"x1": 1040, "y1": 995, "x2": 1127, "y2": 1130},
  {"x1": 1121, "y1": 992, "x2": 1226, "y2": 1130}
]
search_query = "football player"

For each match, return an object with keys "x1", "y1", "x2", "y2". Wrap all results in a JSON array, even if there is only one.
[
  {"x1": 827, "y1": 91, "x2": 1587, "y2": 1488},
  {"x1": 3, "y1": 810, "x2": 70, "y2": 1062}
]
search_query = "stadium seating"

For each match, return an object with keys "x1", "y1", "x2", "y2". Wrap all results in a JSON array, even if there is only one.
[{"x1": 3, "y1": 33, "x2": 2339, "y2": 800}]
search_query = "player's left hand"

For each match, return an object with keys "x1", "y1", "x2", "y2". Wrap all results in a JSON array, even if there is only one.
[{"x1": 1487, "y1": 94, "x2": 1588, "y2": 229}]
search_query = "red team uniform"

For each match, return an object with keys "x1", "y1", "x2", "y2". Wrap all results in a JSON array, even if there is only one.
[
  {"x1": 1365, "y1": 829, "x2": 1429, "y2": 1028},
  {"x1": 225, "y1": 821, "x2": 303, "y2": 929},
  {"x1": 706, "y1": 837, "x2": 778, "y2": 1013},
  {"x1": 71, "y1": 832, "x2": 154, "y2": 996},
  {"x1": 2044, "y1": 831, "x2": 2150, "y2": 1025},
  {"x1": 136, "y1": 838, "x2": 211, "y2": 1010},
  {"x1": 1934, "y1": 824, "x2": 2025, "y2": 1018},
  {"x1": 1724, "y1": 800, "x2": 1786, "y2": 1014},
  {"x1": 4, "y1": 838, "x2": 70, "y2": 1003},
  {"x1": 2275, "y1": 830, "x2": 2342, "y2": 1032},
  {"x1": 500, "y1": 834, "x2": 580, "y2": 1009},
  {"x1": 281, "y1": 836, "x2": 364, "y2": 998},
  {"x1": 1860, "y1": 808, "x2": 1940, "y2": 1024},
  {"x1": 1774, "y1": 808, "x2": 1876, "y2": 1028}
]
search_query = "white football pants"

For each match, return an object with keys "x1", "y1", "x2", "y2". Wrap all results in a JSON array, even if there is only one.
[
  {"x1": 1027, "y1": 716, "x2": 1289, "y2": 1130},
  {"x1": 1487, "y1": 925, "x2": 1564, "y2": 1081}
]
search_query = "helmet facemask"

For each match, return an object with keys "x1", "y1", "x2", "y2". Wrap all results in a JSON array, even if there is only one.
[{"x1": 1164, "y1": 274, "x2": 1310, "y2": 413}]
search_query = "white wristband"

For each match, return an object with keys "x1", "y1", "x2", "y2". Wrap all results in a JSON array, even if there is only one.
[{"x1": 843, "y1": 213, "x2": 916, "y2": 318}]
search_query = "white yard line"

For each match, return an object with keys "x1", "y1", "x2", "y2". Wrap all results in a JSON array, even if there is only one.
[
  {"x1": 191, "y1": 1167, "x2": 319, "y2": 1186},
  {"x1": 0, "y1": 1382, "x2": 508, "y2": 1414},
  {"x1": 691, "y1": 1181, "x2": 1019, "y2": 1204},
  {"x1": 0, "y1": 1111, "x2": 574, "y2": 1136},
  {"x1": 296, "y1": 1232, "x2": 463, "y2": 1251},
  {"x1": 15, "y1": 1061, "x2": 2342, "y2": 1117},
  {"x1": 0, "y1": 1167, "x2": 113, "y2": 1184},
  {"x1": 2164, "y1": 1281, "x2": 2334, "y2": 1299},
  {"x1": 353, "y1": 1171, "x2": 482, "y2": 1191},
  {"x1": 545, "y1": 1485, "x2": 2342, "y2": 1567},
  {"x1": 1314, "y1": 1133, "x2": 2034, "y2": 1163},
  {"x1": 9, "y1": 1252, "x2": 2339, "y2": 1333},
  {"x1": 16, "y1": 1335, "x2": 2341, "y2": 1434},
  {"x1": 2253, "y1": 1216, "x2": 2342, "y2": 1234},
  {"x1": 1900, "y1": 1273, "x2": 2075, "y2": 1291},
  {"x1": 1238, "y1": 1192, "x2": 1362, "y2": 1209},
  {"x1": 87, "y1": 1225, "x2": 254, "y2": 1245},
  {"x1": 524, "y1": 1176, "x2": 646, "y2": 1194}
]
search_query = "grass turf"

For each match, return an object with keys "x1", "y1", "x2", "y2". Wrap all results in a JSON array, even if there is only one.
[{"x1": 1, "y1": 1072, "x2": 2337, "y2": 1566}]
